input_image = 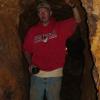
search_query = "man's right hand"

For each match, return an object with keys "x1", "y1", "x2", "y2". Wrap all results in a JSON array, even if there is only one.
[
  {"x1": 29, "y1": 65, "x2": 33, "y2": 74},
  {"x1": 29, "y1": 65, "x2": 40, "y2": 75}
]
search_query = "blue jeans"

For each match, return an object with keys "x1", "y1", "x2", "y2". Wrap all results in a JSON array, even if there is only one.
[{"x1": 30, "y1": 76, "x2": 62, "y2": 100}]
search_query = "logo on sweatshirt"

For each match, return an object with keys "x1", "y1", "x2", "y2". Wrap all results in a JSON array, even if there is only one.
[{"x1": 34, "y1": 30, "x2": 57, "y2": 43}]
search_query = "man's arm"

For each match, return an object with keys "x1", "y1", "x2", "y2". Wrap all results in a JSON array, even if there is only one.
[
  {"x1": 24, "y1": 51, "x2": 32, "y2": 65},
  {"x1": 24, "y1": 50, "x2": 40, "y2": 74},
  {"x1": 72, "y1": 7, "x2": 81, "y2": 23},
  {"x1": 64, "y1": 0, "x2": 81, "y2": 23},
  {"x1": 24, "y1": 51, "x2": 33, "y2": 73}
]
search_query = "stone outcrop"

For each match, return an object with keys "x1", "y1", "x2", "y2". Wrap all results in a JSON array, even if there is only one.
[
  {"x1": 0, "y1": 0, "x2": 29, "y2": 100},
  {"x1": 81, "y1": 0, "x2": 100, "y2": 99}
]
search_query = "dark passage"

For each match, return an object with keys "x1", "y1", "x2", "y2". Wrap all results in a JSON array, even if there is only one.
[{"x1": 18, "y1": 0, "x2": 97, "y2": 100}]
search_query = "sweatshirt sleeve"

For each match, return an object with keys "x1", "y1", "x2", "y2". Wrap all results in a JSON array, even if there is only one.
[
  {"x1": 59, "y1": 17, "x2": 78, "y2": 39},
  {"x1": 23, "y1": 28, "x2": 33, "y2": 54}
]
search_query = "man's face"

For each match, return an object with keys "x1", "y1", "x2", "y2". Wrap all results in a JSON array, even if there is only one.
[{"x1": 37, "y1": 7, "x2": 52, "y2": 24}]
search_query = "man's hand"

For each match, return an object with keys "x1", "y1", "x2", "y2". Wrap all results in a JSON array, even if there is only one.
[
  {"x1": 29, "y1": 65, "x2": 40, "y2": 75},
  {"x1": 64, "y1": 0, "x2": 81, "y2": 23},
  {"x1": 64, "y1": 0, "x2": 77, "y2": 8},
  {"x1": 29, "y1": 65, "x2": 33, "y2": 74}
]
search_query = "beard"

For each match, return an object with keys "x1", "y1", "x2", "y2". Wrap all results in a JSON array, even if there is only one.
[{"x1": 40, "y1": 16, "x2": 50, "y2": 25}]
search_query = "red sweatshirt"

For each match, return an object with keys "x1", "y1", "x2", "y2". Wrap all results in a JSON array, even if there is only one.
[{"x1": 23, "y1": 17, "x2": 77, "y2": 71}]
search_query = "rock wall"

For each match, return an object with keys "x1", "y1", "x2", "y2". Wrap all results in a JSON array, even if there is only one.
[
  {"x1": 0, "y1": 0, "x2": 29, "y2": 100},
  {"x1": 81, "y1": 0, "x2": 100, "y2": 99}
]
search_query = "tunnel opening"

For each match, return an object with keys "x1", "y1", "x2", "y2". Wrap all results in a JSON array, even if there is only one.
[
  {"x1": 0, "y1": 0, "x2": 98, "y2": 100},
  {"x1": 18, "y1": 0, "x2": 97, "y2": 100}
]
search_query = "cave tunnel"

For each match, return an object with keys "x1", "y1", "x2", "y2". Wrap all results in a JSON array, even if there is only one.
[{"x1": 0, "y1": 0, "x2": 99, "y2": 100}]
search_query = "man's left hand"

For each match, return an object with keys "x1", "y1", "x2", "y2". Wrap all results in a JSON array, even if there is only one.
[{"x1": 64, "y1": 0, "x2": 77, "y2": 8}]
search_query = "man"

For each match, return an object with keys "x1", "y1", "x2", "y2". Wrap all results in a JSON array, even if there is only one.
[{"x1": 23, "y1": 1, "x2": 81, "y2": 100}]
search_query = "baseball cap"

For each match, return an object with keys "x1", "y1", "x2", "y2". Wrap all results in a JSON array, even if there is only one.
[{"x1": 37, "y1": 2, "x2": 51, "y2": 10}]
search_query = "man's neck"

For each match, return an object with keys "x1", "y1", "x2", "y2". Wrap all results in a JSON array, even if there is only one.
[{"x1": 42, "y1": 21, "x2": 49, "y2": 27}]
